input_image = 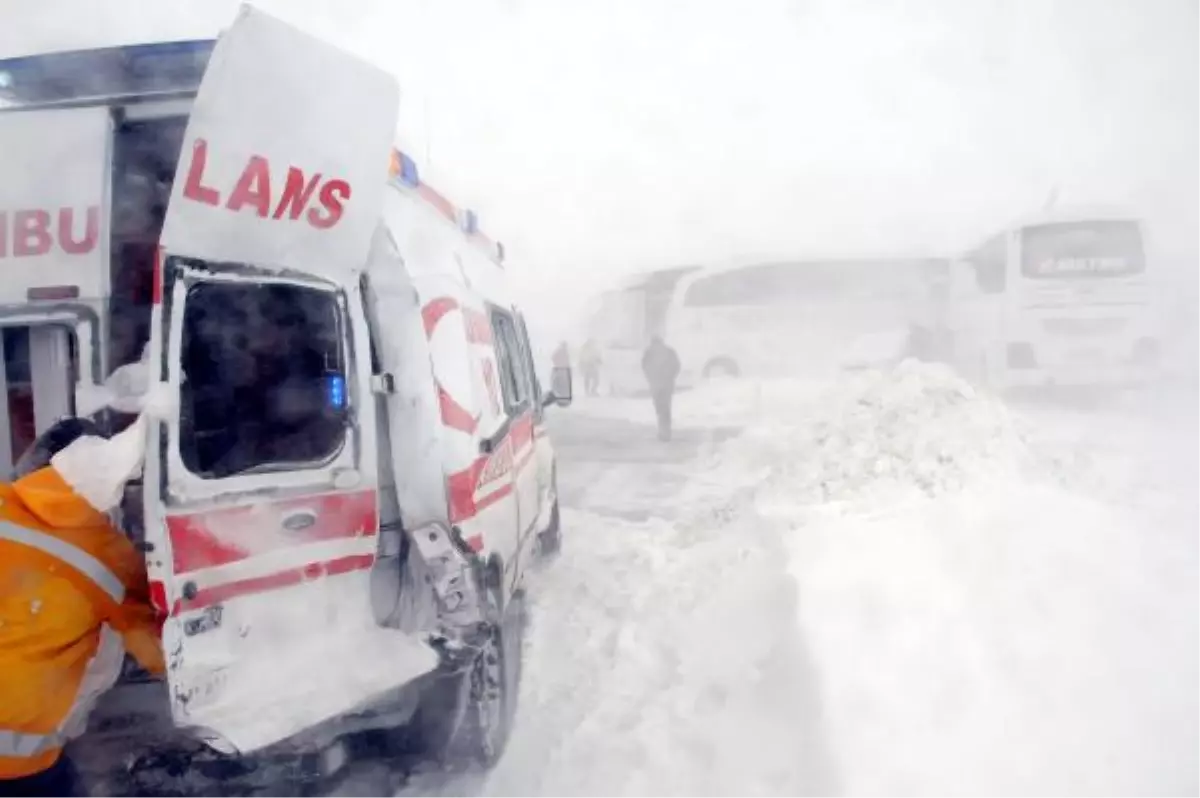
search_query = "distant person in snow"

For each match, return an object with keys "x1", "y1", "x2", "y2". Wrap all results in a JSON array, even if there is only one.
[
  {"x1": 642, "y1": 335, "x2": 681, "y2": 442},
  {"x1": 579, "y1": 338, "x2": 603, "y2": 397}
]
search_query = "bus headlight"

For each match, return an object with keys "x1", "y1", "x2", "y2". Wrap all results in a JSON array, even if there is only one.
[{"x1": 1006, "y1": 342, "x2": 1037, "y2": 369}]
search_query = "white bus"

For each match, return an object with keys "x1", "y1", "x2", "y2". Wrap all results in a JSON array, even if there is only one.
[
  {"x1": 938, "y1": 207, "x2": 1159, "y2": 389},
  {"x1": 662, "y1": 257, "x2": 938, "y2": 383}
]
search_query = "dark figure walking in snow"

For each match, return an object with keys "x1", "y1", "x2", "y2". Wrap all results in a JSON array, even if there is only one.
[
  {"x1": 642, "y1": 335, "x2": 681, "y2": 441},
  {"x1": 580, "y1": 338, "x2": 602, "y2": 397}
]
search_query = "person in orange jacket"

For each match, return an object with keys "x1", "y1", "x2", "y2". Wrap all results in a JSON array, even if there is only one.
[{"x1": 0, "y1": 414, "x2": 164, "y2": 797}]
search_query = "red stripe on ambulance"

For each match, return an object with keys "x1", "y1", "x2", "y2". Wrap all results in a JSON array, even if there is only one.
[
  {"x1": 172, "y1": 553, "x2": 376, "y2": 615},
  {"x1": 462, "y1": 308, "x2": 493, "y2": 345},
  {"x1": 437, "y1": 382, "x2": 480, "y2": 434},
  {"x1": 167, "y1": 489, "x2": 378, "y2": 574},
  {"x1": 421, "y1": 296, "x2": 459, "y2": 337},
  {"x1": 445, "y1": 410, "x2": 536, "y2": 525},
  {"x1": 415, "y1": 183, "x2": 457, "y2": 224}
]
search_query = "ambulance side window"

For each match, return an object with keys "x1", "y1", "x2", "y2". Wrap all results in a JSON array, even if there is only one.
[
  {"x1": 489, "y1": 309, "x2": 531, "y2": 414},
  {"x1": 179, "y1": 280, "x2": 349, "y2": 480},
  {"x1": 514, "y1": 314, "x2": 542, "y2": 406}
]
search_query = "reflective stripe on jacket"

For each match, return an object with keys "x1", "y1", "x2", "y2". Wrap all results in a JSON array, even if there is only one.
[{"x1": 0, "y1": 465, "x2": 165, "y2": 779}]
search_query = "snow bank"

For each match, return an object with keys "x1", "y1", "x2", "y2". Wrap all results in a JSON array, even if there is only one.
[
  {"x1": 691, "y1": 365, "x2": 1200, "y2": 794},
  {"x1": 482, "y1": 506, "x2": 839, "y2": 796},
  {"x1": 789, "y1": 479, "x2": 1197, "y2": 796},
  {"x1": 702, "y1": 359, "x2": 1092, "y2": 509}
]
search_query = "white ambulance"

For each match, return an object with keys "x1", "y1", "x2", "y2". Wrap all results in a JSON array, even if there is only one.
[{"x1": 0, "y1": 7, "x2": 571, "y2": 793}]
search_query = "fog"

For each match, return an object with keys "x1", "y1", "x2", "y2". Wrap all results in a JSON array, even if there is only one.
[
  {"x1": 2, "y1": 2, "x2": 1196, "y2": 795},
  {"x1": 3, "y1": 0, "x2": 1196, "y2": 338}
]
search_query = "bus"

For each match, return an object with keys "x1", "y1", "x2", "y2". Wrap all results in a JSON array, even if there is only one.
[
  {"x1": 937, "y1": 207, "x2": 1159, "y2": 389},
  {"x1": 662, "y1": 256, "x2": 939, "y2": 383}
]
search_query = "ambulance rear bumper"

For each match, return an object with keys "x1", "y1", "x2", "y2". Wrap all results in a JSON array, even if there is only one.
[{"x1": 73, "y1": 665, "x2": 440, "y2": 796}]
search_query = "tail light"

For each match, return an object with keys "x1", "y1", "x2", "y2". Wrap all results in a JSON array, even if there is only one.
[{"x1": 1006, "y1": 342, "x2": 1037, "y2": 369}]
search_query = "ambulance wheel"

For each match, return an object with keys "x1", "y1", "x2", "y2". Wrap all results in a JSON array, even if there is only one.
[
  {"x1": 409, "y1": 580, "x2": 523, "y2": 771},
  {"x1": 537, "y1": 501, "x2": 562, "y2": 559}
]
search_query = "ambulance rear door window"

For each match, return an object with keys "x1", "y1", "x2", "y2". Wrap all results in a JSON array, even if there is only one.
[{"x1": 178, "y1": 280, "x2": 349, "y2": 480}]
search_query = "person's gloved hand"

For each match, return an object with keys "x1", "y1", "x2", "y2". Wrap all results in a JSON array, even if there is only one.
[{"x1": 51, "y1": 414, "x2": 148, "y2": 513}]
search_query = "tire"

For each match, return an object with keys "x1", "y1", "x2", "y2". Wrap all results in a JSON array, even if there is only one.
[
  {"x1": 405, "y1": 579, "x2": 523, "y2": 771},
  {"x1": 537, "y1": 500, "x2": 562, "y2": 559},
  {"x1": 703, "y1": 358, "x2": 740, "y2": 379}
]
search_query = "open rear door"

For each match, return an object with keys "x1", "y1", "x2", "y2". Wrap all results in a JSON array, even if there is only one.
[{"x1": 146, "y1": 6, "x2": 434, "y2": 754}]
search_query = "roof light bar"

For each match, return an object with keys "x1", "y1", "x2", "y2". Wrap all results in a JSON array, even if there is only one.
[
  {"x1": 388, "y1": 148, "x2": 419, "y2": 188},
  {"x1": 390, "y1": 146, "x2": 504, "y2": 265}
]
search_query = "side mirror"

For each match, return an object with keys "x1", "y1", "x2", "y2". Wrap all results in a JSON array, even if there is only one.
[{"x1": 542, "y1": 365, "x2": 573, "y2": 408}]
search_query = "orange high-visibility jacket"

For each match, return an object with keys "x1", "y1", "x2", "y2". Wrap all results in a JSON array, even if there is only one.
[{"x1": 0, "y1": 465, "x2": 165, "y2": 779}]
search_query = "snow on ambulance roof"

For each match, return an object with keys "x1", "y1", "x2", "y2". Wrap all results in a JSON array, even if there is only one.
[{"x1": 0, "y1": 40, "x2": 214, "y2": 105}]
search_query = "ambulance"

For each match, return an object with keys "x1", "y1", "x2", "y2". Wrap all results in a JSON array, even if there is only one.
[{"x1": 0, "y1": 7, "x2": 571, "y2": 793}]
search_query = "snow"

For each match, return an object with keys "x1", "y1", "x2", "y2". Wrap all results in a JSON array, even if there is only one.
[
  {"x1": 483, "y1": 361, "x2": 1197, "y2": 796},
  {"x1": 785, "y1": 479, "x2": 1197, "y2": 795},
  {"x1": 484, "y1": 506, "x2": 837, "y2": 795},
  {"x1": 173, "y1": 573, "x2": 438, "y2": 755},
  {"x1": 52, "y1": 414, "x2": 148, "y2": 512}
]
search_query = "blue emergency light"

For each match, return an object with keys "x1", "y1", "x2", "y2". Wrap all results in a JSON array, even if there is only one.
[
  {"x1": 0, "y1": 39, "x2": 215, "y2": 105},
  {"x1": 459, "y1": 209, "x2": 479, "y2": 235},
  {"x1": 396, "y1": 150, "x2": 420, "y2": 187},
  {"x1": 325, "y1": 374, "x2": 347, "y2": 411}
]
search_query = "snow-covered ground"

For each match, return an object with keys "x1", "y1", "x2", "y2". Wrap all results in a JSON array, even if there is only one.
[{"x1": 473, "y1": 361, "x2": 1198, "y2": 796}]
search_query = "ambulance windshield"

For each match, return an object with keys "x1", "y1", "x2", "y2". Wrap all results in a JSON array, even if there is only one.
[{"x1": 178, "y1": 280, "x2": 348, "y2": 480}]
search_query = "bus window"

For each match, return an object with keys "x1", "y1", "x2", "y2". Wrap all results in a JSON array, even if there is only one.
[{"x1": 1020, "y1": 221, "x2": 1145, "y2": 279}]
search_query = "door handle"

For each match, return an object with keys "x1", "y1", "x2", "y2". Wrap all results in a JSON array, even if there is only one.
[{"x1": 281, "y1": 509, "x2": 318, "y2": 532}]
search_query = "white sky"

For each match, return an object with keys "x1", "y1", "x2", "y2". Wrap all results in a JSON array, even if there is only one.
[{"x1": 2, "y1": 0, "x2": 1196, "y2": 334}]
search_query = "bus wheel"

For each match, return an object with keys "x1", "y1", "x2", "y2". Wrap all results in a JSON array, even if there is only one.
[{"x1": 703, "y1": 358, "x2": 740, "y2": 380}]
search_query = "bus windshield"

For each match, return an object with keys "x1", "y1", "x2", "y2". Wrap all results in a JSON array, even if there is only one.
[{"x1": 1021, "y1": 220, "x2": 1145, "y2": 279}]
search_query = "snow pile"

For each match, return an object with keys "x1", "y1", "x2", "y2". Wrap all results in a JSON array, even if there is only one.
[
  {"x1": 686, "y1": 369, "x2": 1200, "y2": 794},
  {"x1": 785, "y1": 478, "x2": 1198, "y2": 796},
  {"x1": 707, "y1": 359, "x2": 1092, "y2": 506}
]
